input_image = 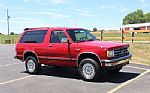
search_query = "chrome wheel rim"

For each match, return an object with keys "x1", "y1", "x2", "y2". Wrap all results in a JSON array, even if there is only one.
[
  {"x1": 27, "y1": 60, "x2": 35, "y2": 72},
  {"x1": 82, "y1": 63, "x2": 95, "y2": 79}
]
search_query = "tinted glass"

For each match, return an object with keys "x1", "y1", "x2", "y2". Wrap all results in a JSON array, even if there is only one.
[
  {"x1": 20, "y1": 30, "x2": 47, "y2": 43},
  {"x1": 67, "y1": 29, "x2": 96, "y2": 42},
  {"x1": 50, "y1": 31, "x2": 67, "y2": 43}
]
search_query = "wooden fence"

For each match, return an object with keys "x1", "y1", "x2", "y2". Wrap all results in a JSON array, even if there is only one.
[
  {"x1": 122, "y1": 30, "x2": 150, "y2": 43},
  {"x1": 91, "y1": 30, "x2": 150, "y2": 43}
]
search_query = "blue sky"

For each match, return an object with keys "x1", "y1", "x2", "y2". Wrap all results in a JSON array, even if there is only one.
[{"x1": 0, "y1": 0, "x2": 150, "y2": 34}]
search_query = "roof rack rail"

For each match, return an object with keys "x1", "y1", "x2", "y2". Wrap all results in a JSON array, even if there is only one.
[
  {"x1": 24, "y1": 27, "x2": 50, "y2": 31},
  {"x1": 24, "y1": 28, "x2": 30, "y2": 30}
]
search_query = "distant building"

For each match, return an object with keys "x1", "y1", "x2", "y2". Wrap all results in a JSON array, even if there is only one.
[{"x1": 122, "y1": 23, "x2": 150, "y2": 31}]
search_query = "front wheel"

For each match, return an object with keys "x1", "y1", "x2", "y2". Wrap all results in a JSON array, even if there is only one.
[
  {"x1": 79, "y1": 58, "x2": 102, "y2": 81},
  {"x1": 25, "y1": 56, "x2": 41, "y2": 74}
]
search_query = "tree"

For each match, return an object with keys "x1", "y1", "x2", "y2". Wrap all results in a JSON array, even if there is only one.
[
  {"x1": 123, "y1": 9, "x2": 150, "y2": 25},
  {"x1": 143, "y1": 12, "x2": 150, "y2": 22},
  {"x1": 10, "y1": 32, "x2": 14, "y2": 35},
  {"x1": 93, "y1": 28, "x2": 98, "y2": 32}
]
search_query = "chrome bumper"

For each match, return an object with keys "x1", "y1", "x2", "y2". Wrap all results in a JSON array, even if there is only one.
[{"x1": 101, "y1": 54, "x2": 132, "y2": 67}]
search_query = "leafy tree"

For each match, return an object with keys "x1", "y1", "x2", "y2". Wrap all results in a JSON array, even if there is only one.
[
  {"x1": 143, "y1": 12, "x2": 150, "y2": 22},
  {"x1": 93, "y1": 28, "x2": 98, "y2": 32},
  {"x1": 10, "y1": 32, "x2": 14, "y2": 35},
  {"x1": 123, "y1": 9, "x2": 150, "y2": 25}
]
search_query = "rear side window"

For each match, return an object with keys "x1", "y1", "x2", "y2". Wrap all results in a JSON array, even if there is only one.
[{"x1": 20, "y1": 30, "x2": 47, "y2": 43}]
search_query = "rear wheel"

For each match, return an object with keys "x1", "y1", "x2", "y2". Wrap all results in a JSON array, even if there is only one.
[
  {"x1": 25, "y1": 56, "x2": 41, "y2": 74},
  {"x1": 79, "y1": 58, "x2": 102, "y2": 81}
]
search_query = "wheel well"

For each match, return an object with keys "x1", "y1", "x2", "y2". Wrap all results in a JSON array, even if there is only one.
[
  {"x1": 24, "y1": 52, "x2": 38, "y2": 61},
  {"x1": 78, "y1": 53, "x2": 101, "y2": 66}
]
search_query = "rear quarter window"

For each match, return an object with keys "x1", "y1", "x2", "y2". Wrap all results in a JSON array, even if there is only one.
[{"x1": 20, "y1": 30, "x2": 47, "y2": 43}]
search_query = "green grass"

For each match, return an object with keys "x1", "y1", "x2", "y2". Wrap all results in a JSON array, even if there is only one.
[
  {"x1": 130, "y1": 43, "x2": 150, "y2": 65},
  {"x1": 0, "y1": 35, "x2": 20, "y2": 44}
]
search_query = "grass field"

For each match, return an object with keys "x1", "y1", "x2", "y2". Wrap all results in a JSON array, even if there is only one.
[
  {"x1": 0, "y1": 35, "x2": 20, "y2": 44},
  {"x1": 92, "y1": 31, "x2": 150, "y2": 41},
  {"x1": 130, "y1": 43, "x2": 150, "y2": 65},
  {"x1": 0, "y1": 31, "x2": 150, "y2": 65}
]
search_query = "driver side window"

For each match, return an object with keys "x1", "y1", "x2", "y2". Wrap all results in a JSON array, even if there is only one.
[{"x1": 50, "y1": 31, "x2": 67, "y2": 43}]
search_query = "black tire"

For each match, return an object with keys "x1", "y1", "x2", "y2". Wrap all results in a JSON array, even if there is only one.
[
  {"x1": 25, "y1": 56, "x2": 41, "y2": 74},
  {"x1": 107, "y1": 67, "x2": 122, "y2": 73},
  {"x1": 53, "y1": 66, "x2": 62, "y2": 68},
  {"x1": 79, "y1": 58, "x2": 102, "y2": 82}
]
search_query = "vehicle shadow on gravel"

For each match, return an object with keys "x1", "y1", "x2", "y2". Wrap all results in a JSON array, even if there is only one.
[{"x1": 27, "y1": 66, "x2": 140, "y2": 83}]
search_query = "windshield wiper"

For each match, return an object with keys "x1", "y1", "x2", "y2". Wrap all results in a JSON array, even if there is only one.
[
  {"x1": 75, "y1": 39, "x2": 94, "y2": 43},
  {"x1": 86, "y1": 39, "x2": 94, "y2": 41}
]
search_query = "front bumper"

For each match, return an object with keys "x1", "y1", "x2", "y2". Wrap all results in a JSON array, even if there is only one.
[{"x1": 101, "y1": 54, "x2": 132, "y2": 67}]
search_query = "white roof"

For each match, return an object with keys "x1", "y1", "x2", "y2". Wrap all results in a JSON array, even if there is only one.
[{"x1": 122, "y1": 23, "x2": 150, "y2": 28}]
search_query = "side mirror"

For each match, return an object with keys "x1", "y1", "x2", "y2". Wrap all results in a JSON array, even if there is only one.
[
  {"x1": 61, "y1": 38, "x2": 68, "y2": 43},
  {"x1": 67, "y1": 40, "x2": 71, "y2": 44}
]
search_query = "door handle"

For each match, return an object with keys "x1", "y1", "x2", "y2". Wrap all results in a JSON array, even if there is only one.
[{"x1": 48, "y1": 45, "x2": 53, "y2": 47}]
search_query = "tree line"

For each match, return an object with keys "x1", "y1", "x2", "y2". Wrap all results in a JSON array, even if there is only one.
[{"x1": 123, "y1": 9, "x2": 150, "y2": 25}]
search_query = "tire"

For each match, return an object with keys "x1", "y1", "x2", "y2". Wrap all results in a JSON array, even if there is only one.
[
  {"x1": 25, "y1": 56, "x2": 41, "y2": 74},
  {"x1": 107, "y1": 67, "x2": 122, "y2": 73},
  {"x1": 53, "y1": 66, "x2": 62, "y2": 69},
  {"x1": 79, "y1": 58, "x2": 102, "y2": 81}
]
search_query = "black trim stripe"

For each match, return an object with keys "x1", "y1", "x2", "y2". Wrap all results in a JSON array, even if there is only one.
[{"x1": 38, "y1": 56, "x2": 77, "y2": 61}]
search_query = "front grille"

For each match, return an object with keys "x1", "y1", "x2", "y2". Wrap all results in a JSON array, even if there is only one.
[{"x1": 114, "y1": 47, "x2": 129, "y2": 58}]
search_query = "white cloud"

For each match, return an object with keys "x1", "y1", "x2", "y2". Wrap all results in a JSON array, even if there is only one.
[
  {"x1": 72, "y1": 8, "x2": 95, "y2": 17},
  {"x1": 23, "y1": 0, "x2": 67, "y2": 5},
  {"x1": 121, "y1": 8, "x2": 128, "y2": 13},
  {"x1": 139, "y1": 0, "x2": 148, "y2": 7},
  {"x1": 0, "y1": 3, "x2": 25, "y2": 10},
  {"x1": 139, "y1": 0, "x2": 146, "y2": 3},
  {"x1": 50, "y1": 0, "x2": 67, "y2": 5},
  {"x1": 24, "y1": 0, "x2": 30, "y2": 3},
  {"x1": 78, "y1": 11, "x2": 94, "y2": 17},
  {"x1": 0, "y1": 17, "x2": 40, "y2": 23},
  {"x1": 15, "y1": 11, "x2": 69, "y2": 19},
  {"x1": 12, "y1": 18, "x2": 39, "y2": 21},
  {"x1": 0, "y1": 3, "x2": 6, "y2": 9},
  {"x1": 99, "y1": 5, "x2": 116, "y2": 10},
  {"x1": 99, "y1": 5, "x2": 106, "y2": 9}
]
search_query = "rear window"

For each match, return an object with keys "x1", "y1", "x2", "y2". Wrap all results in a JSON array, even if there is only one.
[{"x1": 20, "y1": 30, "x2": 47, "y2": 43}]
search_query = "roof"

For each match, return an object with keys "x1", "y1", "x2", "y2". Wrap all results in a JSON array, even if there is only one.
[
  {"x1": 122, "y1": 23, "x2": 150, "y2": 28},
  {"x1": 24, "y1": 27, "x2": 85, "y2": 31}
]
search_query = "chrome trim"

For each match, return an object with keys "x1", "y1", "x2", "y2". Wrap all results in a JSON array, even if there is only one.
[
  {"x1": 105, "y1": 59, "x2": 129, "y2": 67},
  {"x1": 101, "y1": 54, "x2": 132, "y2": 63}
]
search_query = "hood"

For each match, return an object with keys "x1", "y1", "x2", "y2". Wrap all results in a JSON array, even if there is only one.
[{"x1": 78, "y1": 40, "x2": 129, "y2": 49}]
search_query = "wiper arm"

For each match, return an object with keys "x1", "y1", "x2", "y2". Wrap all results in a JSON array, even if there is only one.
[
  {"x1": 75, "y1": 40, "x2": 85, "y2": 43},
  {"x1": 86, "y1": 39, "x2": 94, "y2": 41}
]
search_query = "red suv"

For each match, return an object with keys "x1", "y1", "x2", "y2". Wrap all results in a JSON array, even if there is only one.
[{"x1": 15, "y1": 27, "x2": 132, "y2": 81}]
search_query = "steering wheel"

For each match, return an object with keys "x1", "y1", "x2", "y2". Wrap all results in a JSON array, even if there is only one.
[{"x1": 80, "y1": 37, "x2": 87, "y2": 41}]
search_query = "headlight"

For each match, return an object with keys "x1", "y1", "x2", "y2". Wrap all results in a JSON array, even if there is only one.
[{"x1": 107, "y1": 50, "x2": 114, "y2": 57}]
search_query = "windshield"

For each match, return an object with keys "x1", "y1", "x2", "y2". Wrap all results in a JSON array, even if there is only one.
[{"x1": 67, "y1": 29, "x2": 97, "y2": 42}]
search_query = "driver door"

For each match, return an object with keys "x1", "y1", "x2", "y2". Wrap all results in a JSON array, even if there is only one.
[{"x1": 46, "y1": 30, "x2": 72, "y2": 66}]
